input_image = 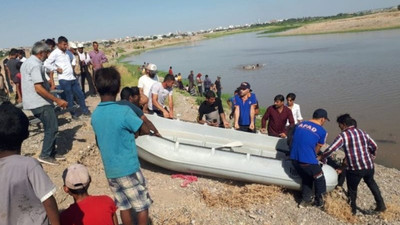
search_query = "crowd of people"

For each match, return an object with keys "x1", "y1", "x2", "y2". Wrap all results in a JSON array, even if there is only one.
[{"x1": 0, "y1": 37, "x2": 386, "y2": 225}]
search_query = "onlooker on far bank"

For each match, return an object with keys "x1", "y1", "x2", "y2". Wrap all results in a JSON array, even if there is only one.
[
  {"x1": 261, "y1": 94, "x2": 294, "y2": 138},
  {"x1": 286, "y1": 93, "x2": 303, "y2": 125},
  {"x1": 319, "y1": 114, "x2": 386, "y2": 215},
  {"x1": 197, "y1": 90, "x2": 230, "y2": 128}
]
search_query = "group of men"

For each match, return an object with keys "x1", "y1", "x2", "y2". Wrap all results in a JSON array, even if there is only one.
[
  {"x1": 6, "y1": 36, "x2": 108, "y2": 166},
  {"x1": 187, "y1": 70, "x2": 222, "y2": 98}
]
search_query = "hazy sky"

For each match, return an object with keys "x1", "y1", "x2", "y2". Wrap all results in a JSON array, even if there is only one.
[{"x1": 0, "y1": 0, "x2": 398, "y2": 49}]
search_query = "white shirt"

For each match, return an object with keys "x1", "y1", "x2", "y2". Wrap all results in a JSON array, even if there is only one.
[
  {"x1": 287, "y1": 103, "x2": 303, "y2": 125},
  {"x1": 78, "y1": 52, "x2": 91, "y2": 65},
  {"x1": 138, "y1": 74, "x2": 159, "y2": 98},
  {"x1": 148, "y1": 82, "x2": 173, "y2": 110},
  {"x1": 44, "y1": 48, "x2": 75, "y2": 81}
]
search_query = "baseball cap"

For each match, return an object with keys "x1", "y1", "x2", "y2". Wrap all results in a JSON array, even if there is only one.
[
  {"x1": 62, "y1": 164, "x2": 90, "y2": 190},
  {"x1": 77, "y1": 43, "x2": 84, "y2": 48},
  {"x1": 69, "y1": 42, "x2": 77, "y2": 49},
  {"x1": 146, "y1": 63, "x2": 157, "y2": 71},
  {"x1": 238, "y1": 82, "x2": 251, "y2": 90},
  {"x1": 312, "y1": 108, "x2": 330, "y2": 121}
]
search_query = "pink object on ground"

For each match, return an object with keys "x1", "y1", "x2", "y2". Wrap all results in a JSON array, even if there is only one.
[{"x1": 171, "y1": 174, "x2": 198, "y2": 187}]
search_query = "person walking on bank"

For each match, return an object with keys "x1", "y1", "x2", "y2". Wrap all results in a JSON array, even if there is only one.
[
  {"x1": 21, "y1": 41, "x2": 68, "y2": 165},
  {"x1": 77, "y1": 43, "x2": 96, "y2": 96},
  {"x1": 290, "y1": 108, "x2": 329, "y2": 209},
  {"x1": 319, "y1": 114, "x2": 386, "y2": 215}
]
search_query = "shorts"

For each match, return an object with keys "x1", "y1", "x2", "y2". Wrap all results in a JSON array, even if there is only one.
[{"x1": 108, "y1": 170, "x2": 152, "y2": 212}]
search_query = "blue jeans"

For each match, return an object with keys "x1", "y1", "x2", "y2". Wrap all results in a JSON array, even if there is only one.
[
  {"x1": 59, "y1": 79, "x2": 89, "y2": 115},
  {"x1": 31, "y1": 105, "x2": 58, "y2": 158}
]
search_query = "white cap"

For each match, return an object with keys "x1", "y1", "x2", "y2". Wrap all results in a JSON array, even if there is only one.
[
  {"x1": 146, "y1": 63, "x2": 157, "y2": 71},
  {"x1": 69, "y1": 42, "x2": 77, "y2": 49},
  {"x1": 77, "y1": 43, "x2": 84, "y2": 48},
  {"x1": 62, "y1": 164, "x2": 90, "y2": 190}
]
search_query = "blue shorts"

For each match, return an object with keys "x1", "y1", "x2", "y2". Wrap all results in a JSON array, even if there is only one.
[{"x1": 108, "y1": 170, "x2": 152, "y2": 212}]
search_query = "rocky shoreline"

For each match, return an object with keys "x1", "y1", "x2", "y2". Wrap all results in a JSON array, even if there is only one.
[{"x1": 20, "y1": 92, "x2": 400, "y2": 225}]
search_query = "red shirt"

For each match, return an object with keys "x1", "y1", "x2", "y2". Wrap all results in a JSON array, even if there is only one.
[
  {"x1": 262, "y1": 105, "x2": 294, "y2": 137},
  {"x1": 60, "y1": 195, "x2": 117, "y2": 225}
]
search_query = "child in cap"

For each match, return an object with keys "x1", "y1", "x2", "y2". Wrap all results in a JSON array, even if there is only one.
[
  {"x1": 0, "y1": 103, "x2": 60, "y2": 225},
  {"x1": 60, "y1": 163, "x2": 118, "y2": 225},
  {"x1": 91, "y1": 67, "x2": 151, "y2": 225}
]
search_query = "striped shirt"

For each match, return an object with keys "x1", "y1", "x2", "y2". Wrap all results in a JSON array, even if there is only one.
[{"x1": 322, "y1": 126, "x2": 377, "y2": 170}]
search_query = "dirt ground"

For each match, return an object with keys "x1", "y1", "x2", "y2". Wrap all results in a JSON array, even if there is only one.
[
  {"x1": 280, "y1": 11, "x2": 400, "y2": 36},
  {"x1": 20, "y1": 91, "x2": 400, "y2": 225}
]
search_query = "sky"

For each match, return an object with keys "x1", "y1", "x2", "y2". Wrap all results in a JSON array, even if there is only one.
[{"x1": 0, "y1": 0, "x2": 399, "y2": 49}]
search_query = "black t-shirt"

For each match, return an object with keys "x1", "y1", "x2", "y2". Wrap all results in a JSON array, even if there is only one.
[
  {"x1": 198, "y1": 98, "x2": 224, "y2": 126},
  {"x1": 6, "y1": 58, "x2": 19, "y2": 80}
]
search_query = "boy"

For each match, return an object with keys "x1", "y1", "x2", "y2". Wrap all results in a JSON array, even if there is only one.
[
  {"x1": 0, "y1": 103, "x2": 60, "y2": 225},
  {"x1": 60, "y1": 163, "x2": 118, "y2": 225},
  {"x1": 91, "y1": 67, "x2": 151, "y2": 225}
]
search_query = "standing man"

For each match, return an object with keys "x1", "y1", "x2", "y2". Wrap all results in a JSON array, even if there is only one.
[
  {"x1": 215, "y1": 76, "x2": 222, "y2": 99},
  {"x1": 197, "y1": 91, "x2": 230, "y2": 128},
  {"x1": 168, "y1": 66, "x2": 173, "y2": 75},
  {"x1": 261, "y1": 94, "x2": 295, "y2": 138},
  {"x1": 44, "y1": 36, "x2": 90, "y2": 119},
  {"x1": 77, "y1": 43, "x2": 96, "y2": 96},
  {"x1": 138, "y1": 63, "x2": 159, "y2": 112},
  {"x1": 196, "y1": 73, "x2": 203, "y2": 96},
  {"x1": 187, "y1": 70, "x2": 194, "y2": 94},
  {"x1": 319, "y1": 114, "x2": 386, "y2": 215},
  {"x1": 89, "y1": 41, "x2": 108, "y2": 75},
  {"x1": 148, "y1": 74, "x2": 174, "y2": 118},
  {"x1": 5, "y1": 49, "x2": 20, "y2": 100},
  {"x1": 21, "y1": 41, "x2": 68, "y2": 165},
  {"x1": 203, "y1": 74, "x2": 212, "y2": 94},
  {"x1": 234, "y1": 82, "x2": 257, "y2": 133},
  {"x1": 290, "y1": 108, "x2": 329, "y2": 209},
  {"x1": 2, "y1": 57, "x2": 13, "y2": 93}
]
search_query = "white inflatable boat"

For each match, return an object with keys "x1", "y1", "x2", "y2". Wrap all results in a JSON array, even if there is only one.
[{"x1": 136, "y1": 114, "x2": 338, "y2": 191}]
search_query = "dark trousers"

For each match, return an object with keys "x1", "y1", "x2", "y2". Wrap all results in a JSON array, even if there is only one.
[
  {"x1": 5, "y1": 74, "x2": 13, "y2": 93},
  {"x1": 80, "y1": 71, "x2": 96, "y2": 95},
  {"x1": 31, "y1": 105, "x2": 58, "y2": 158},
  {"x1": 59, "y1": 79, "x2": 89, "y2": 115},
  {"x1": 197, "y1": 85, "x2": 203, "y2": 96},
  {"x1": 293, "y1": 161, "x2": 327, "y2": 202},
  {"x1": 346, "y1": 168, "x2": 385, "y2": 211},
  {"x1": 238, "y1": 125, "x2": 256, "y2": 133}
]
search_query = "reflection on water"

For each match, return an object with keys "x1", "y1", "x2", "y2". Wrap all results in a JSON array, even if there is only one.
[{"x1": 125, "y1": 30, "x2": 400, "y2": 169}]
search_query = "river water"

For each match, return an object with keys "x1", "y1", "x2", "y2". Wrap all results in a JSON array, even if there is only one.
[{"x1": 125, "y1": 30, "x2": 400, "y2": 169}]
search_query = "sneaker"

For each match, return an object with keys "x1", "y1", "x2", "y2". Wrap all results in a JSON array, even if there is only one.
[
  {"x1": 299, "y1": 200, "x2": 313, "y2": 208},
  {"x1": 83, "y1": 111, "x2": 91, "y2": 116},
  {"x1": 54, "y1": 154, "x2": 66, "y2": 161},
  {"x1": 37, "y1": 157, "x2": 59, "y2": 166}
]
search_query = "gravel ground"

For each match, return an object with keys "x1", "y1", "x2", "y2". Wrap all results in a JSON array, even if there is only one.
[{"x1": 21, "y1": 91, "x2": 400, "y2": 225}]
